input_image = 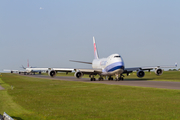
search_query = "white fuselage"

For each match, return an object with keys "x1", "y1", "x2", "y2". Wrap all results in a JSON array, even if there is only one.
[
  {"x1": 92, "y1": 54, "x2": 125, "y2": 76},
  {"x1": 26, "y1": 68, "x2": 48, "y2": 73}
]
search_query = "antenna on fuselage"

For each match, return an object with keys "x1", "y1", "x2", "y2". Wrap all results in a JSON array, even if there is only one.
[{"x1": 93, "y1": 37, "x2": 99, "y2": 59}]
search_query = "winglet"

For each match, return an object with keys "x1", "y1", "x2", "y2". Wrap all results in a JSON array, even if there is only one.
[{"x1": 93, "y1": 37, "x2": 99, "y2": 59}]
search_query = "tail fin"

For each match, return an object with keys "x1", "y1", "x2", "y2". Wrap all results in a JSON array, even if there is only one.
[
  {"x1": 93, "y1": 37, "x2": 99, "y2": 59},
  {"x1": 27, "y1": 59, "x2": 29, "y2": 68}
]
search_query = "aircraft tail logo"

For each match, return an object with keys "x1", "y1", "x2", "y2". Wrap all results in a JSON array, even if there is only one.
[{"x1": 93, "y1": 37, "x2": 99, "y2": 59}]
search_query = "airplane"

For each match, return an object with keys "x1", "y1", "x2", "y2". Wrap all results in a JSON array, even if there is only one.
[
  {"x1": 19, "y1": 60, "x2": 48, "y2": 75},
  {"x1": 4, "y1": 60, "x2": 48, "y2": 75},
  {"x1": 47, "y1": 37, "x2": 177, "y2": 81},
  {"x1": 19, "y1": 66, "x2": 48, "y2": 75}
]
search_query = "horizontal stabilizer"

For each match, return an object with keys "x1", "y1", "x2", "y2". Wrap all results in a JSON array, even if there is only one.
[{"x1": 69, "y1": 60, "x2": 92, "y2": 64}]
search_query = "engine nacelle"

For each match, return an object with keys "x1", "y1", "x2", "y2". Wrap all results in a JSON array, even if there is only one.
[
  {"x1": 48, "y1": 70, "x2": 56, "y2": 77},
  {"x1": 74, "y1": 71, "x2": 83, "y2": 78},
  {"x1": 155, "y1": 68, "x2": 163, "y2": 76},
  {"x1": 137, "y1": 70, "x2": 145, "y2": 78}
]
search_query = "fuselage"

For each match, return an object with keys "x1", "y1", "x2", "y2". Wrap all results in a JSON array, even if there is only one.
[
  {"x1": 26, "y1": 68, "x2": 48, "y2": 73},
  {"x1": 92, "y1": 54, "x2": 124, "y2": 76}
]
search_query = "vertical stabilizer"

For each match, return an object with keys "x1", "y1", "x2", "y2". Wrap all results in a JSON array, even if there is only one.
[
  {"x1": 93, "y1": 37, "x2": 99, "y2": 59},
  {"x1": 27, "y1": 59, "x2": 29, "y2": 68}
]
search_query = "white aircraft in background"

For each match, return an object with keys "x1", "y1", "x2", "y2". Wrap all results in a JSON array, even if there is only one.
[
  {"x1": 19, "y1": 60, "x2": 48, "y2": 75},
  {"x1": 4, "y1": 60, "x2": 48, "y2": 75},
  {"x1": 48, "y1": 37, "x2": 177, "y2": 81}
]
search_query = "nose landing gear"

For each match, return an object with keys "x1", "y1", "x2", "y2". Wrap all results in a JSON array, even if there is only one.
[
  {"x1": 89, "y1": 74, "x2": 96, "y2": 81},
  {"x1": 115, "y1": 74, "x2": 124, "y2": 81}
]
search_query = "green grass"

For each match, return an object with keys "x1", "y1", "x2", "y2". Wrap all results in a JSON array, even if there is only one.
[
  {"x1": 43, "y1": 71, "x2": 180, "y2": 82},
  {"x1": 0, "y1": 78, "x2": 30, "y2": 120},
  {"x1": 1, "y1": 73, "x2": 180, "y2": 119},
  {"x1": 126, "y1": 71, "x2": 180, "y2": 81}
]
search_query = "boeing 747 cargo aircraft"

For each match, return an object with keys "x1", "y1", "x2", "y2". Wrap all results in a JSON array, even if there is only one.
[{"x1": 48, "y1": 37, "x2": 177, "y2": 81}]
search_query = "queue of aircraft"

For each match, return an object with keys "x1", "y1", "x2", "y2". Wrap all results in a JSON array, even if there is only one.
[{"x1": 4, "y1": 37, "x2": 177, "y2": 81}]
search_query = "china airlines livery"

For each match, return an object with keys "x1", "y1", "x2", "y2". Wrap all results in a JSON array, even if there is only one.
[{"x1": 48, "y1": 37, "x2": 177, "y2": 81}]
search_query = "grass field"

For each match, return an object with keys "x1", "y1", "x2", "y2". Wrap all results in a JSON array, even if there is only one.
[
  {"x1": 0, "y1": 73, "x2": 180, "y2": 119},
  {"x1": 44, "y1": 71, "x2": 180, "y2": 81}
]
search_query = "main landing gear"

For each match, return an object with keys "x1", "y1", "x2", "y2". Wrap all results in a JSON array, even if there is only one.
[
  {"x1": 118, "y1": 76, "x2": 124, "y2": 81},
  {"x1": 98, "y1": 76, "x2": 104, "y2": 81},
  {"x1": 89, "y1": 74, "x2": 124, "y2": 81},
  {"x1": 89, "y1": 75, "x2": 104, "y2": 81}
]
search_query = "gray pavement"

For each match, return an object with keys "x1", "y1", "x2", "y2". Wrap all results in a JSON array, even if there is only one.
[{"x1": 26, "y1": 74, "x2": 180, "y2": 90}]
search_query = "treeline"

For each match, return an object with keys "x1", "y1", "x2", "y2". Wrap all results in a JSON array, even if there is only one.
[{"x1": 168, "y1": 69, "x2": 180, "y2": 71}]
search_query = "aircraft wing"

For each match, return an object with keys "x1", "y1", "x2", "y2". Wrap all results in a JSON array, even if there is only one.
[
  {"x1": 3, "y1": 69, "x2": 19, "y2": 73},
  {"x1": 74, "y1": 68, "x2": 102, "y2": 74},
  {"x1": 29, "y1": 68, "x2": 49, "y2": 72},
  {"x1": 49, "y1": 68, "x2": 74, "y2": 73},
  {"x1": 123, "y1": 63, "x2": 177, "y2": 74},
  {"x1": 48, "y1": 68, "x2": 102, "y2": 77},
  {"x1": 49, "y1": 68, "x2": 102, "y2": 74}
]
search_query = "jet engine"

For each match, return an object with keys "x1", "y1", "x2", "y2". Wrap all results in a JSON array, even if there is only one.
[
  {"x1": 48, "y1": 70, "x2": 56, "y2": 77},
  {"x1": 137, "y1": 70, "x2": 145, "y2": 78},
  {"x1": 74, "y1": 71, "x2": 83, "y2": 78},
  {"x1": 155, "y1": 68, "x2": 163, "y2": 76}
]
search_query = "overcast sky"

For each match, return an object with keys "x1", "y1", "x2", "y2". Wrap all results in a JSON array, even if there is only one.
[{"x1": 0, "y1": 0, "x2": 179, "y2": 71}]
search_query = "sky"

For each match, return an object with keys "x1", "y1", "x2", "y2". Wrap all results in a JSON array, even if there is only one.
[{"x1": 0, "y1": 0, "x2": 180, "y2": 71}]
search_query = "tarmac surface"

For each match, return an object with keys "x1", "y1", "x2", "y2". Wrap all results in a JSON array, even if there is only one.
[{"x1": 27, "y1": 74, "x2": 180, "y2": 90}]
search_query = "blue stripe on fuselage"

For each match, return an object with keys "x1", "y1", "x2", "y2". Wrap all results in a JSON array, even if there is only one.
[
  {"x1": 104, "y1": 62, "x2": 124, "y2": 72},
  {"x1": 107, "y1": 65, "x2": 124, "y2": 72}
]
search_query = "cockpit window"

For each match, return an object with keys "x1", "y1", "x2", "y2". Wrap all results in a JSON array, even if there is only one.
[{"x1": 114, "y1": 56, "x2": 120, "y2": 58}]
